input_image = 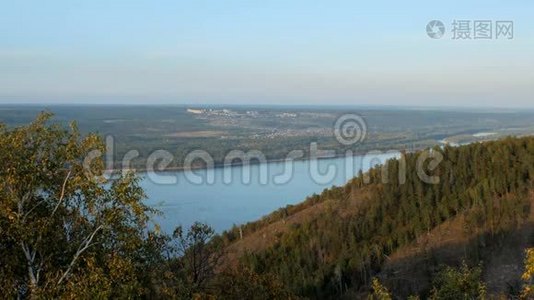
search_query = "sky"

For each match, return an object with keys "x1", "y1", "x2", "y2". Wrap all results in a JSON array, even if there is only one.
[{"x1": 0, "y1": 0, "x2": 533, "y2": 107}]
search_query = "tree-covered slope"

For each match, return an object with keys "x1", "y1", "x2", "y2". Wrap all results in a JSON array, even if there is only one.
[{"x1": 223, "y1": 137, "x2": 534, "y2": 298}]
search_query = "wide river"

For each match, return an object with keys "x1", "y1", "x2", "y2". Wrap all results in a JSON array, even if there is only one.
[{"x1": 141, "y1": 152, "x2": 399, "y2": 233}]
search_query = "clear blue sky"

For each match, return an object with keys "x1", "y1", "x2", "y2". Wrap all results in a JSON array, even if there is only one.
[{"x1": 1, "y1": 0, "x2": 533, "y2": 107}]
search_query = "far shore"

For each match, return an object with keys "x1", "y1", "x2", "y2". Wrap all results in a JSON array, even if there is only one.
[
  {"x1": 104, "y1": 133, "x2": 528, "y2": 176},
  {"x1": 104, "y1": 146, "x2": 424, "y2": 175}
]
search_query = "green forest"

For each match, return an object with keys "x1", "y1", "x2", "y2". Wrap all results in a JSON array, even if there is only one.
[{"x1": 1, "y1": 114, "x2": 534, "y2": 299}]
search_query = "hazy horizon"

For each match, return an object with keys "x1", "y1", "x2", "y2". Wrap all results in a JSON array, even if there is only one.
[{"x1": 2, "y1": 102, "x2": 534, "y2": 113}]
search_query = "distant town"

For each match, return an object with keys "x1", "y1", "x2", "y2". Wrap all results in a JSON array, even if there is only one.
[
  {"x1": 187, "y1": 108, "x2": 297, "y2": 118},
  {"x1": 186, "y1": 108, "x2": 331, "y2": 139}
]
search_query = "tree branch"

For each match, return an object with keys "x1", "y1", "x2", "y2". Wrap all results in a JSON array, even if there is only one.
[
  {"x1": 57, "y1": 224, "x2": 103, "y2": 286},
  {"x1": 52, "y1": 170, "x2": 71, "y2": 217},
  {"x1": 20, "y1": 242, "x2": 37, "y2": 287}
]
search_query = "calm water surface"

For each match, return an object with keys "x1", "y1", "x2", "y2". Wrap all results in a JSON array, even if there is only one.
[{"x1": 142, "y1": 153, "x2": 398, "y2": 233}]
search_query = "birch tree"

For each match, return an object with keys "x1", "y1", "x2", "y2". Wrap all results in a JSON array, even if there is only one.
[{"x1": 0, "y1": 113, "x2": 156, "y2": 298}]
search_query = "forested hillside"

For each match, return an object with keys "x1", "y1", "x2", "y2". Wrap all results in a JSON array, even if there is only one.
[{"x1": 223, "y1": 136, "x2": 534, "y2": 298}]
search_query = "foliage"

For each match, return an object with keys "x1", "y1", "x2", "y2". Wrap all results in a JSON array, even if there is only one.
[
  {"x1": 429, "y1": 262, "x2": 486, "y2": 300},
  {"x1": 171, "y1": 222, "x2": 223, "y2": 297},
  {"x1": 0, "y1": 112, "x2": 165, "y2": 297},
  {"x1": 212, "y1": 266, "x2": 296, "y2": 299},
  {"x1": 368, "y1": 278, "x2": 392, "y2": 300},
  {"x1": 0, "y1": 112, "x2": 308, "y2": 299},
  {"x1": 521, "y1": 248, "x2": 534, "y2": 299}
]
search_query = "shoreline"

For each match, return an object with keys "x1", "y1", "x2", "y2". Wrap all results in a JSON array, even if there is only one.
[
  {"x1": 105, "y1": 146, "x2": 425, "y2": 175},
  {"x1": 103, "y1": 133, "x2": 521, "y2": 176}
]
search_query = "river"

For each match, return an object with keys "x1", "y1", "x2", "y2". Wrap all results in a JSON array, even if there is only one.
[{"x1": 141, "y1": 152, "x2": 399, "y2": 233}]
